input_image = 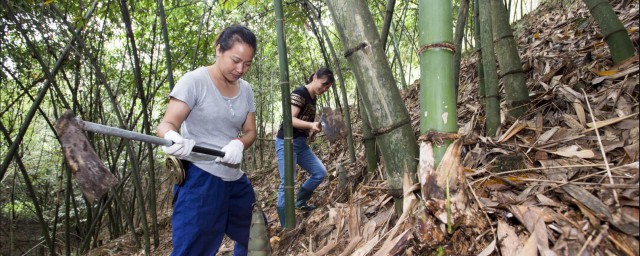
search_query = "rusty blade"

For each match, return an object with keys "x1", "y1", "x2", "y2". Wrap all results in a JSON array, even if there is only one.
[
  {"x1": 55, "y1": 110, "x2": 117, "y2": 202},
  {"x1": 320, "y1": 107, "x2": 346, "y2": 143}
]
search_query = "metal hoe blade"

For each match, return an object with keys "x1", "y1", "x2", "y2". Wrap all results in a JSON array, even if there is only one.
[
  {"x1": 55, "y1": 110, "x2": 117, "y2": 202},
  {"x1": 55, "y1": 110, "x2": 226, "y2": 202},
  {"x1": 320, "y1": 107, "x2": 347, "y2": 143}
]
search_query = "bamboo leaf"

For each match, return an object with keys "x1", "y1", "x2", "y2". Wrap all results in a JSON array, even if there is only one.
[
  {"x1": 477, "y1": 239, "x2": 496, "y2": 256},
  {"x1": 550, "y1": 145, "x2": 595, "y2": 158},
  {"x1": 583, "y1": 113, "x2": 638, "y2": 130},
  {"x1": 497, "y1": 120, "x2": 527, "y2": 142},
  {"x1": 516, "y1": 232, "x2": 538, "y2": 256},
  {"x1": 498, "y1": 220, "x2": 523, "y2": 255},
  {"x1": 591, "y1": 69, "x2": 620, "y2": 76}
]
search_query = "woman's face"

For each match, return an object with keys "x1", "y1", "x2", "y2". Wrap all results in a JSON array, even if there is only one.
[
  {"x1": 313, "y1": 76, "x2": 333, "y2": 96},
  {"x1": 216, "y1": 42, "x2": 255, "y2": 82}
]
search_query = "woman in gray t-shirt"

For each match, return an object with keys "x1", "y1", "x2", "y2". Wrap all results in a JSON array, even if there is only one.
[{"x1": 156, "y1": 25, "x2": 257, "y2": 256}]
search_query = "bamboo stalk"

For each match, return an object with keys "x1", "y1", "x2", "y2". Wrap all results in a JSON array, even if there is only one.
[
  {"x1": 454, "y1": 0, "x2": 470, "y2": 95},
  {"x1": 418, "y1": 0, "x2": 458, "y2": 160},
  {"x1": 326, "y1": 0, "x2": 419, "y2": 213},
  {"x1": 491, "y1": 0, "x2": 530, "y2": 118},
  {"x1": 274, "y1": 0, "x2": 296, "y2": 229},
  {"x1": 473, "y1": 0, "x2": 486, "y2": 106},
  {"x1": 582, "y1": 0, "x2": 635, "y2": 64},
  {"x1": 478, "y1": 0, "x2": 501, "y2": 136}
]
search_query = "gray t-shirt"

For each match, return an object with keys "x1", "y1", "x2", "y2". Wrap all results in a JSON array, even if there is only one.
[{"x1": 170, "y1": 67, "x2": 255, "y2": 181}]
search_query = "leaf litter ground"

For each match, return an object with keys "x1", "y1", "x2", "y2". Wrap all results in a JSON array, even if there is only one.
[{"x1": 87, "y1": 0, "x2": 638, "y2": 255}]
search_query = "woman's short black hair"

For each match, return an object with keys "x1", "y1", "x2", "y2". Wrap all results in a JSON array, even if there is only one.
[
  {"x1": 215, "y1": 24, "x2": 257, "y2": 56},
  {"x1": 307, "y1": 67, "x2": 335, "y2": 85}
]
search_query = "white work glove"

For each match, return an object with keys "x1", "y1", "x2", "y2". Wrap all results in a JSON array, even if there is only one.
[
  {"x1": 217, "y1": 139, "x2": 244, "y2": 165},
  {"x1": 162, "y1": 130, "x2": 195, "y2": 157}
]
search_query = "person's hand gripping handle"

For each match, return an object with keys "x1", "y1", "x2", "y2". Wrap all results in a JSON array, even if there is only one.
[
  {"x1": 162, "y1": 130, "x2": 196, "y2": 157},
  {"x1": 216, "y1": 139, "x2": 244, "y2": 165}
]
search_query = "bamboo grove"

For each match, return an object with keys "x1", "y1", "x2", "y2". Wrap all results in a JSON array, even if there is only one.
[{"x1": 0, "y1": 0, "x2": 634, "y2": 254}]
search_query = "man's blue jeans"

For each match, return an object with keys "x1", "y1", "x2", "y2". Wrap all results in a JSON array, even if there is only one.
[{"x1": 275, "y1": 137, "x2": 327, "y2": 212}]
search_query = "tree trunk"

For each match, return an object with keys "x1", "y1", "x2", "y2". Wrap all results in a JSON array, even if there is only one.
[
  {"x1": 274, "y1": 0, "x2": 296, "y2": 229},
  {"x1": 325, "y1": 0, "x2": 419, "y2": 213},
  {"x1": 491, "y1": 0, "x2": 530, "y2": 118},
  {"x1": 478, "y1": 0, "x2": 501, "y2": 136},
  {"x1": 582, "y1": 0, "x2": 635, "y2": 64}
]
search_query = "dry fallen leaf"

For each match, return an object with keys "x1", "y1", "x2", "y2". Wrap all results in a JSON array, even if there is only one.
[
  {"x1": 550, "y1": 145, "x2": 595, "y2": 158},
  {"x1": 498, "y1": 220, "x2": 523, "y2": 256}
]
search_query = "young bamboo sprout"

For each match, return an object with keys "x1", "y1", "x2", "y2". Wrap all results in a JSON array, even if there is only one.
[{"x1": 248, "y1": 204, "x2": 271, "y2": 255}]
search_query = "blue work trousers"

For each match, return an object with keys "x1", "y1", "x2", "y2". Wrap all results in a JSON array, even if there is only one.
[
  {"x1": 275, "y1": 137, "x2": 327, "y2": 210},
  {"x1": 171, "y1": 163, "x2": 255, "y2": 256}
]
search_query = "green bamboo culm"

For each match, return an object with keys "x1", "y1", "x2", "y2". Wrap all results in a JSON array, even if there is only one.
[
  {"x1": 273, "y1": 0, "x2": 296, "y2": 229},
  {"x1": 491, "y1": 0, "x2": 530, "y2": 118},
  {"x1": 473, "y1": 0, "x2": 486, "y2": 107},
  {"x1": 359, "y1": 90, "x2": 379, "y2": 173},
  {"x1": 248, "y1": 204, "x2": 271, "y2": 256},
  {"x1": 453, "y1": 0, "x2": 470, "y2": 96},
  {"x1": 325, "y1": 0, "x2": 419, "y2": 214},
  {"x1": 418, "y1": 0, "x2": 458, "y2": 163},
  {"x1": 478, "y1": 0, "x2": 501, "y2": 136},
  {"x1": 582, "y1": 0, "x2": 635, "y2": 64},
  {"x1": 157, "y1": 0, "x2": 175, "y2": 90}
]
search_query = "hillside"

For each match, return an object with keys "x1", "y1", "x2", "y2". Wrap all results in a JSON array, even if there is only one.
[{"x1": 87, "y1": 0, "x2": 639, "y2": 255}]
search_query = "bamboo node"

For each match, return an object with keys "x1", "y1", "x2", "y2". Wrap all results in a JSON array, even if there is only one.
[
  {"x1": 496, "y1": 34, "x2": 515, "y2": 42},
  {"x1": 603, "y1": 27, "x2": 628, "y2": 41},
  {"x1": 417, "y1": 42, "x2": 456, "y2": 56},
  {"x1": 371, "y1": 118, "x2": 410, "y2": 136},
  {"x1": 499, "y1": 68, "x2": 525, "y2": 78},
  {"x1": 362, "y1": 135, "x2": 375, "y2": 142},
  {"x1": 418, "y1": 130, "x2": 460, "y2": 146}
]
